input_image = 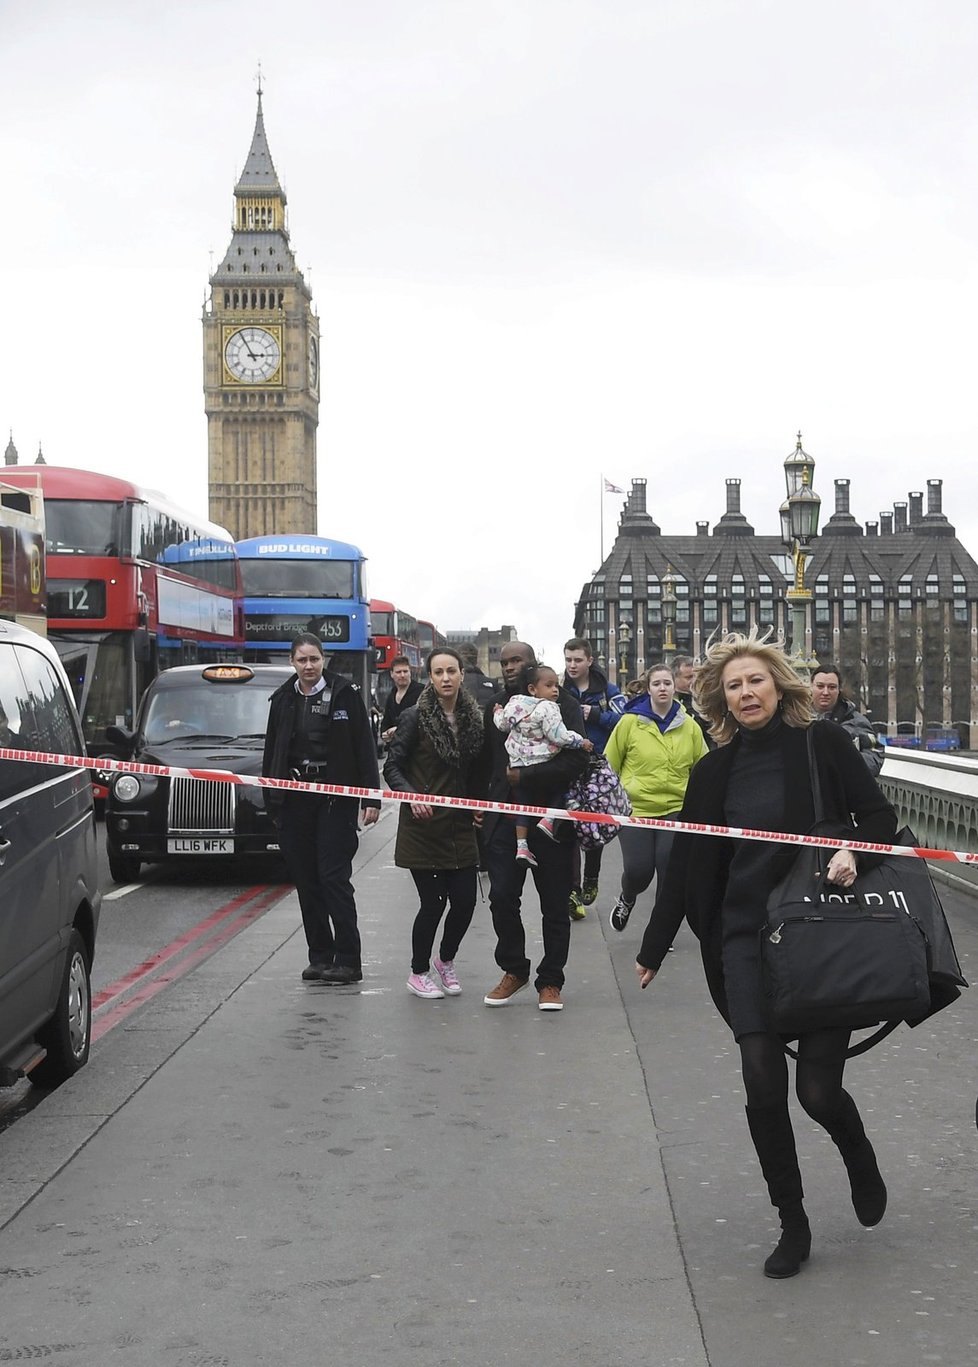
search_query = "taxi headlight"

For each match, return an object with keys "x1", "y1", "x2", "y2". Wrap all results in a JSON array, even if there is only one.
[{"x1": 114, "y1": 774, "x2": 141, "y2": 803}]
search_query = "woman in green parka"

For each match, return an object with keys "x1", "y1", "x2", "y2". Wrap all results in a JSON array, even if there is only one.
[{"x1": 383, "y1": 648, "x2": 485, "y2": 1000}]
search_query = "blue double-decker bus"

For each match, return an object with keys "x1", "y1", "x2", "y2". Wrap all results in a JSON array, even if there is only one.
[{"x1": 235, "y1": 535, "x2": 372, "y2": 693}]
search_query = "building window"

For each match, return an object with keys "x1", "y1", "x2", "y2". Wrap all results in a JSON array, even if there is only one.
[
  {"x1": 870, "y1": 575, "x2": 884, "y2": 622},
  {"x1": 619, "y1": 574, "x2": 633, "y2": 599},
  {"x1": 898, "y1": 575, "x2": 913, "y2": 619},
  {"x1": 675, "y1": 578, "x2": 689, "y2": 624},
  {"x1": 702, "y1": 575, "x2": 718, "y2": 627},
  {"x1": 815, "y1": 574, "x2": 830, "y2": 626},
  {"x1": 730, "y1": 574, "x2": 746, "y2": 627},
  {"x1": 953, "y1": 573, "x2": 967, "y2": 624},
  {"x1": 757, "y1": 574, "x2": 774, "y2": 625},
  {"x1": 647, "y1": 575, "x2": 660, "y2": 624},
  {"x1": 843, "y1": 574, "x2": 857, "y2": 625}
]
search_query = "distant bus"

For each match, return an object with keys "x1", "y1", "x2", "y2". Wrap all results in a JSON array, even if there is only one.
[
  {"x1": 0, "y1": 478, "x2": 45, "y2": 636},
  {"x1": 371, "y1": 598, "x2": 422, "y2": 705},
  {"x1": 416, "y1": 619, "x2": 446, "y2": 662},
  {"x1": 2, "y1": 466, "x2": 242, "y2": 758},
  {"x1": 237, "y1": 535, "x2": 372, "y2": 693}
]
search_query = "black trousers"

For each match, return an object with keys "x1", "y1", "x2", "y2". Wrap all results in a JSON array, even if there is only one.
[
  {"x1": 617, "y1": 817, "x2": 680, "y2": 903},
  {"x1": 484, "y1": 816, "x2": 573, "y2": 990},
  {"x1": 409, "y1": 868, "x2": 477, "y2": 974},
  {"x1": 571, "y1": 843, "x2": 604, "y2": 891},
  {"x1": 278, "y1": 794, "x2": 361, "y2": 970}
]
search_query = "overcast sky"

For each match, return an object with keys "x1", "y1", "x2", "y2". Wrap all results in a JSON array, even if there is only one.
[{"x1": 3, "y1": 0, "x2": 977, "y2": 666}]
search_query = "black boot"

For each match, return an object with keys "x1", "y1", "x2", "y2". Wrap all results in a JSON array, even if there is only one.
[
  {"x1": 823, "y1": 1092, "x2": 887, "y2": 1228},
  {"x1": 746, "y1": 1106, "x2": 812, "y2": 1279}
]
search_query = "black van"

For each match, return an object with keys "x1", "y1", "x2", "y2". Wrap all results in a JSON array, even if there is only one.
[{"x1": 0, "y1": 622, "x2": 101, "y2": 1088}]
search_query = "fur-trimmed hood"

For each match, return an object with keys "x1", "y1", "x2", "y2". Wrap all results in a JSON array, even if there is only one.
[{"x1": 417, "y1": 682, "x2": 485, "y2": 765}]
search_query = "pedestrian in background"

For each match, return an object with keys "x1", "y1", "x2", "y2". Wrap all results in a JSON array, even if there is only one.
[
  {"x1": 380, "y1": 655, "x2": 423, "y2": 743},
  {"x1": 811, "y1": 663, "x2": 884, "y2": 775},
  {"x1": 671, "y1": 655, "x2": 713, "y2": 748},
  {"x1": 383, "y1": 648, "x2": 485, "y2": 1000},
  {"x1": 635, "y1": 631, "x2": 897, "y2": 1279},
  {"x1": 262, "y1": 632, "x2": 381, "y2": 985},
  {"x1": 457, "y1": 640, "x2": 499, "y2": 706},
  {"x1": 562, "y1": 636, "x2": 626, "y2": 917},
  {"x1": 480, "y1": 641, "x2": 588, "y2": 1012},
  {"x1": 606, "y1": 663, "x2": 707, "y2": 933}
]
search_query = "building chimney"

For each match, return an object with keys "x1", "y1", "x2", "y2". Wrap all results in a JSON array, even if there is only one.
[
  {"x1": 880, "y1": 511, "x2": 893, "y2": 535},
  {"x1": 927, "y1": 478, "x2": 943, "y2": 516},
  {"x1": 696, "y1": 520, "x2": 709, "y2": 536},
  {"x1": 618, "y1": 477, "x2": 660, "y2": 535},
  {"x1": 714, "y1": 477, "x2": 754, "y2": 536},
  {"x1": 835, "y1": 479, "x2": 850, "y2": 515},
  {"x1": 893, "y1": 502, "x2": 908, "y2": 533},
  {"x1": 908, "y1": 491, "x2": 923, "y2": 525},
  {"x1": 865, "y1": 520, "x2": 878, "y2": 536}
]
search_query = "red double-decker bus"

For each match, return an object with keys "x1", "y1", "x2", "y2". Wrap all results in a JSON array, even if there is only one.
[
  {"x1": 2, "y1": 466, "x2": 243, "y2": 763},
  {"x1": 370, "y1": 598, "x2": 421, "y2": 706}
]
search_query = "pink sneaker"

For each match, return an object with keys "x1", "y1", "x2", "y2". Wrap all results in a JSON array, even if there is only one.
[
  {"x1": 537, "y1": 817, "x2": 558, "y2": 841},
  {"x1": 433, "y1": 956, "x2": 462, "y2": 995},
  {"x1": 516, "y1": 841, "x2": 538, "y2": 867},
  {"x1": 407, "y1": 972, "x2": 444, "y2": 999}
]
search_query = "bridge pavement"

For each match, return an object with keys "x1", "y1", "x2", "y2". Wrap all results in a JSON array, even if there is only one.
[{"x1": 0, "y1": 809, "x2": 976, "y2": 1366}]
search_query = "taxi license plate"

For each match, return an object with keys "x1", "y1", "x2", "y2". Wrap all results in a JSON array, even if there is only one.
[{"x1": 167, "y1": 838, "x2": 233, "y2": 854}]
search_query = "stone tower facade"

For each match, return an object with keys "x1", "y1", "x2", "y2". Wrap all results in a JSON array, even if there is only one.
[{"x1": 204, "y1": 92, "x2": 319, "y2": 538}]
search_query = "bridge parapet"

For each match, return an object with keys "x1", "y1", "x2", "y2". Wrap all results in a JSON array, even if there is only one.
[{"x1": 877, "y1": 750, "x2": 978, "y2": 894}]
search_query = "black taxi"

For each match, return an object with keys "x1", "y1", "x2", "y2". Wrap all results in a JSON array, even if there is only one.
[{"x1": 104, "y1": 663, "x2": 292, "y2": 883}]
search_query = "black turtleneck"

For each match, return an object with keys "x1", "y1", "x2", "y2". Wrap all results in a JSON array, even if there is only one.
[{"x1": 721, "y1": 712, "x2": 787, "y2": 935}]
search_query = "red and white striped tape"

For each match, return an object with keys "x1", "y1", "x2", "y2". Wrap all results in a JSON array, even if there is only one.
[{"x1": 2, "y1": 744, "x2": 977, "y2": 866}]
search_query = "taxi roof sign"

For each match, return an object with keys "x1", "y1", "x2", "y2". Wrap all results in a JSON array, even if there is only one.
[{"x1": 201, "y1": 665, "x2": 255, "y2": 683}]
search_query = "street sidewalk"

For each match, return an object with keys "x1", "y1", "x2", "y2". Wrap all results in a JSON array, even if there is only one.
[{"x1": 2, "y1": 809, "x2": 976, "y2": 1366}]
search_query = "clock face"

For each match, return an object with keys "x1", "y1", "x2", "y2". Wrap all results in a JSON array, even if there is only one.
[
  {"x1": 224, "y1": 327, "x2": 282, "y2": 383},
  {"x1": 308, "y1": 335, "x2": 319, "y2": 391}
]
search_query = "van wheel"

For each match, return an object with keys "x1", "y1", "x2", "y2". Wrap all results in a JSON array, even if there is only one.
[
  {"x1": 31, "y1": 929, "x2": 92, "y2": 1088},
  {"x1": 108, "y1": 850, "x2": 141, "y2": 883}
]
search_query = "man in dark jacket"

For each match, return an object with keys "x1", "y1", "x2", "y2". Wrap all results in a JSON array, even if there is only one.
[
  {"x1": 561, "y1": 636, "x2": 625, "y2": 916},
  {"x1": 811, "y1": 664, "x2": 884, "y2": 776},
  {"x1": 457, "y1": 641, "x2": 499, "y2": 707},
  {"x1": 262, "y1": 633, "x2": 381, "y2": 984},
  {"x1": 480, "y1": 640, "x2": 588, "y2": 1011}
]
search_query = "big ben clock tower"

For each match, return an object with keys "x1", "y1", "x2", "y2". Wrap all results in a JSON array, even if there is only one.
[{"x1": 204, "y1": 89, "x2": 319, "y2": 538}]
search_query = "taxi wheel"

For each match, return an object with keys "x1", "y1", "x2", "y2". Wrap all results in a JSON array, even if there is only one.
[
  {"x1": 108, "y1": 850, "x2": 141, "y2": 884},
  {"x1": 32, "y1": 929, "x2": 92, "y2": 1088}
]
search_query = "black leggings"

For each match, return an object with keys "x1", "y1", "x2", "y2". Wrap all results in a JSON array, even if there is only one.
[
  {"x1": 739, "y1": 1027, "x2": 851, "y2": 1128},
  {"x1": 409, "y1": 868, "x2": 477, "y2": 975}
]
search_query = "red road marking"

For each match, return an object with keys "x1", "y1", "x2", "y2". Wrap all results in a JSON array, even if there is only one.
[{"x1": 91, "y1": 884, "x2": 291, "y2": 1042}]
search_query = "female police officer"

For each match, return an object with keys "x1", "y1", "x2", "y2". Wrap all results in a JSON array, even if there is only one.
[{"x1": 262, "y1": 632, "x2": 381, "y2": 983}]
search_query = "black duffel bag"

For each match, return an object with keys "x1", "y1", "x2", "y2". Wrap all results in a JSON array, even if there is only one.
[{"x1": 761, "y1": 840, "x2": 933, "y2": 1038}]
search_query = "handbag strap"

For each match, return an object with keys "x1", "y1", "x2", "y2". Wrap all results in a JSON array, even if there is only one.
[
  {"x1": 806, "y1": 724, "x2": 824, "y2": 823},
  {"x1": 782, "y1": 1021, "x2": 901, "y2": 1061}
]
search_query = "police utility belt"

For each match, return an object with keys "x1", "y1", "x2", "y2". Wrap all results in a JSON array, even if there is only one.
[{"x1": 291, "y1": 761, "x2": 328, "y2": 779}]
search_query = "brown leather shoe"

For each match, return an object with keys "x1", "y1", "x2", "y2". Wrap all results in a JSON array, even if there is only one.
[
  {"x1": 538, "y1": 985, "x2": 563, "y2": 1011},
  {"x1": 483, "y1": 972, "x2": 529, "y2": 1007}
]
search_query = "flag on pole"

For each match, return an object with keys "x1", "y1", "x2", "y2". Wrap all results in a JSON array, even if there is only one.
[{"x1": 603, "y1": 478, "x2": 624, "y2": 493}]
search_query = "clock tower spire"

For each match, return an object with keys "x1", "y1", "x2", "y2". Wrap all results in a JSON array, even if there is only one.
[{"x1": 204, "y1": 88, "x2": 320, "y2": 539}]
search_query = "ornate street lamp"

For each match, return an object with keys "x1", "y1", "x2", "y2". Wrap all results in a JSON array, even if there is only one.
[
  {"x1": 619, "y1": 620, "x2": 631, "y2": 684},
  {"x1": 662, "y1": 566, "x2": 677, "y2": 663},
  {"x1": 781, "y1": 432, "x2": 821, "y2": 671}
]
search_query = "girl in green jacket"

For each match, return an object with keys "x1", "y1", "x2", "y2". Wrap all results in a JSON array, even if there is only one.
[{"x1": 605, "y1": 663, "x2": 708, "y2": 932}]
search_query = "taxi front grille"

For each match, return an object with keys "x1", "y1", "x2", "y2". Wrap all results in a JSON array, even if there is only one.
[{"x1": 168, "y1": 777, "x2": 235, "y2": 835}]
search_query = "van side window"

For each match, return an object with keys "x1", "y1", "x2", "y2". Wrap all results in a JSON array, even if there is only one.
[
  {"x1": 16, "y1": 646, "x2": 84, "y2": 758},
  {"x1": 0, "y1": 648, "x2": 37, "y2": 800}
]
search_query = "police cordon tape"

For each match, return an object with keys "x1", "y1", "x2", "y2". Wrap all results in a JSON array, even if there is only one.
[{"x1": 4, "y1": 742, "x2": 978, "y2": 867}]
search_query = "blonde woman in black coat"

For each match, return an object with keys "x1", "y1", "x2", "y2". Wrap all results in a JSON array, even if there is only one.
[
  {"x1": 635, "y1": 631, "x2": 897, "y2": 1280},
  {"x1": 384, "y1": 648, "x2": 485, "y2": 1001}
]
